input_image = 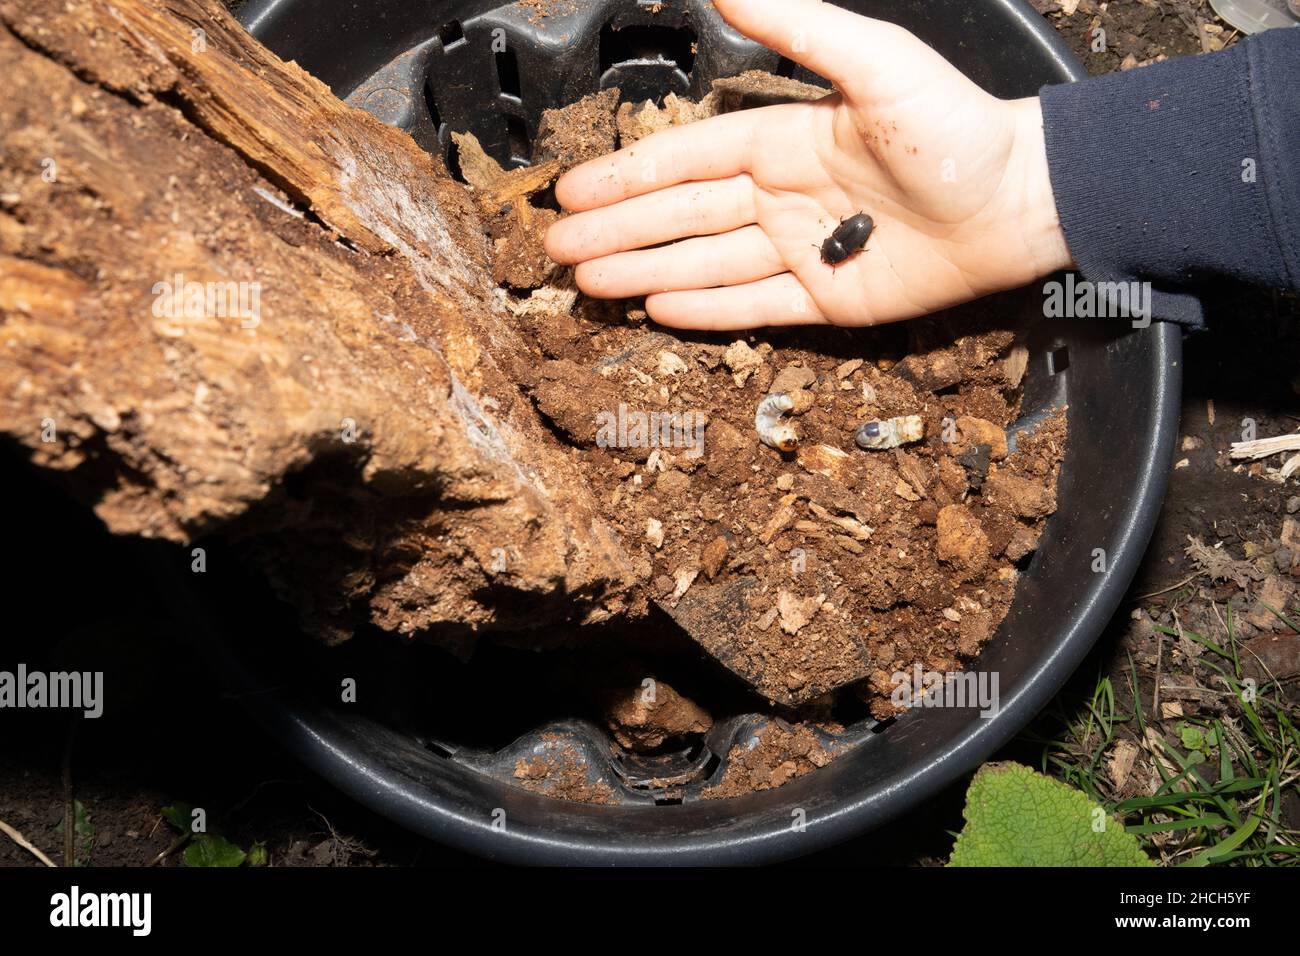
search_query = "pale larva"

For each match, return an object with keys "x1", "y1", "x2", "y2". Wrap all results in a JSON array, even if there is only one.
[
  {"x1": 755, "y1": 393, "x2": 798, "y2": 452},
  {"x1": 855, "y1": 415, "x2": 924, "y2": 450}
]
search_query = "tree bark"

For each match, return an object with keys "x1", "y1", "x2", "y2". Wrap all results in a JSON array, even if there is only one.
[{"x1": 0, "y1": 0, "x2": 638, "y2": 648}]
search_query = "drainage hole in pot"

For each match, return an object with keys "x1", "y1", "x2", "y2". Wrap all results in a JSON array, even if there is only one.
[
  {"x1": 425, "y1": 91, "x2": 443, "y2": 140},
  {"x1": 1048, "y1": 345, "x2": 1070, "y2": 375},
  {"x1": 425, "y1": 738, "x2": 455, "y2": 759},
  {"x1": 496, "y1": 45, "x2": 522, "y2": 103},
  {"x1": 608, "y1": 734, "x2": 723, "y2": 797},
  {"x1": 599, "y1": 22, "x2": 697, "y2": 74},
  {"x1": 420, "y1": 87, "x2": 463, "y2": 181},
  {"x1": 438, "y1": 20, "x2": 467, "y2": 52},
  {"x1": 506, "y1": 114, "x2": 532, "y2": 166},
  {"x1": 598, "y1": 22, "x2": 697, "y2": 103}
]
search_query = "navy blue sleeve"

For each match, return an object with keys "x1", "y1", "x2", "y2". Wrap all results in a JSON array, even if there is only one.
[{"x1": 1040, "y1": 28, "x2": 1300, "y2": 328}]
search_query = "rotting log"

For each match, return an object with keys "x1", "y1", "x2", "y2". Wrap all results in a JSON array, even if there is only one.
[{"x1": 0, "y1": 0, "x2": 640, "y2": 649}]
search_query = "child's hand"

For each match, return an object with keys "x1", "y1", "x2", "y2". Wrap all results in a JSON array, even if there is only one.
[{"x1": 544, "y1": 0, "x2": 1072, "y2": 331}]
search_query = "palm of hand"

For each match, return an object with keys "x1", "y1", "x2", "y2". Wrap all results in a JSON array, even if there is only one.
[
  {"x1": 743, "y1": 87, "x2": 1024, "y2": 325},
  {"x1": 544, "y1": 0, "x2": 1063, "y2": 331}
]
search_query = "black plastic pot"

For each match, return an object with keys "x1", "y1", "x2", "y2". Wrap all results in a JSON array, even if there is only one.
[{"x1": 226, "y1": 0, "x2": 1182, "y2": 864}]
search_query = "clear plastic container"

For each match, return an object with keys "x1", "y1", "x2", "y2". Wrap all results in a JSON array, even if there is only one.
[{"x1": 1209, "y1": 0, "x2": 1300, "y2": 33}]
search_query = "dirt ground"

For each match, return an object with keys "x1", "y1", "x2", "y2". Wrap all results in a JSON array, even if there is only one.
[
  {"x1": 3, "y1": 1, "x2": 1295, "y2": 867},
  {"x1": 1031, "y1": 0, "x2": 1237, "y2": 72}
]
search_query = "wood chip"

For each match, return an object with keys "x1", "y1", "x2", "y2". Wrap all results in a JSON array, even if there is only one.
[
  {"x1": 894, "y1": 478, "x2": 921, "y2": 502},
  {"x1": 1002, "y1": 343, "x2": 1029, "y2": 389},
  {"x1": 777, "y1": 590, "x2": 825, "y2": 635},
  {"x1": 670, "y1": 566, "x2": 699, "y2": 602},
  {"x1": 700, "y1": 535, "x2": 729, "y2": 578},
  {"x1": 1246, "y1": 574, "x2": 1293, "y2": 629},
  {"x1": 807, "y1": 501, "x2": 873, "y2": 540},
  {"x1": 1230, "y1": 431, "x2": 1300, "y2": 461},
  {"x1": 1108, "y1": 739, "x2": 1140, "y2": 790},
  {"x1": 658, "y1": 351, "x2": 688, "y2": 376},
  {"x1": 449, "y1": 131, "x2": 505, "y2": 191},
  {"x1": 722, "y1": 340, "x2": 768, "y2": 386},
  {"x1": 835, "y1": 359, "x2": 863, "y2": 379},
  {"x1": 759, "y1": 493, "x2": 799, "y2": 544},
  {"x1": 478, "y1": 159, "x2": 564, "y2": 213},
  {"x1": 797, "y1": 443, "x2": 851, "y2": 481},
  {"x1": 833, "y1": 536, "x2": 864, "y2": 555},
  {"x1": 894, "y1": 449, "x2": 930, "y2": 498}
]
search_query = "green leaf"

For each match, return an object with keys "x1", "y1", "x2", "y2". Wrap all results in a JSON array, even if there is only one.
[
  {"x1": 55, "y1": 800, "x2": 93, "y2": 839},
  {"x1": 246, "y1": 841, "x2": 268, "y2": 867},
  {"x1": 183, "y1": 834, "x2": 247, "y2": 868},
  {"x1": 949, "y1": 762, "x2": 1154, "y2": 867},
  {"x1": 1178, "y1": 722, "x2": 1206, "y2": 753},
  {"x1": 161, "y1": 803, "x2": 195, "y2": 833}
]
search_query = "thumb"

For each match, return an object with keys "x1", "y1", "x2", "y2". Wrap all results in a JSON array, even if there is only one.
[{"x1": 713, "y1": 0, "x2": 948, "y2": 100}]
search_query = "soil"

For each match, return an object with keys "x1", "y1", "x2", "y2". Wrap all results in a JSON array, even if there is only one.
[
  {"x1": 702, "y1": 720, "x2": 834, "y2": 798},
  {"x1": 448, "y1": 72, "x2": 1067, "y2": 788},
  {"x1": 1031, "y1": 0, "x2": 1236, "y2": 73},
  {"x1": 517, "y1": 0, "x2": 580, "y2": 26},
  {"x1": 601, "y1": 679, "x2": 712, "y2": 751},
  {"x1": 512, "y1": 734, "x2": 620, "y2": 804}
]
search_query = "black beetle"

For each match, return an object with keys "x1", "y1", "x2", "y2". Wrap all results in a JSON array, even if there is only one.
[{"x1": 820, "y1": 212, "x2": 874, "y2": 266}]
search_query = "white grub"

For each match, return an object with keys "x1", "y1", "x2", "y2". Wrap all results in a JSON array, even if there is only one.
[
  {"x1": 855, "y1": 414, "x2": 924, "y2": 451},
  {"x1": 756, "y1": 392, "x2": 798, "y2": 452}
]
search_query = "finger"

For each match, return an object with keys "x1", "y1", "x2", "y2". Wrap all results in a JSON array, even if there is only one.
[
  {"x1": 545, "y1": 174, "x2": 757, "y2": 264},
  {"x1": 574, "y1": 226, "x2": 785, "y2": 298},
  {"x1": 554, "y1": 108, "x2": 763, "y2": 212},
  {"x1": 713, "y1": 0, "x2": 922, "y2": 99},
  {"x1": 646, "y1": 272, "x2": 830, "y2": 331}
]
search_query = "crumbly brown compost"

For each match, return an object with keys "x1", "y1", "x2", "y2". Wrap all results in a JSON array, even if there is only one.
[
  {"x1": 456, "y1": 77, "x2": 1067, "y2": 726},
  {"x1": 512, "y1": 734, "x2": 619, "y2": 805},
  {"x1": 703, "y1": 721, "x2": 834, "y2": 798}
]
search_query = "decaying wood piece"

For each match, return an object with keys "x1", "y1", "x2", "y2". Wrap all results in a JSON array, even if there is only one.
[
  {"x1": 0, "y1": 0, "x2": 640, "y2": 647},
  {"x1": 1230, "y1": 432, "x2": 1300, "y2": 479}
]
